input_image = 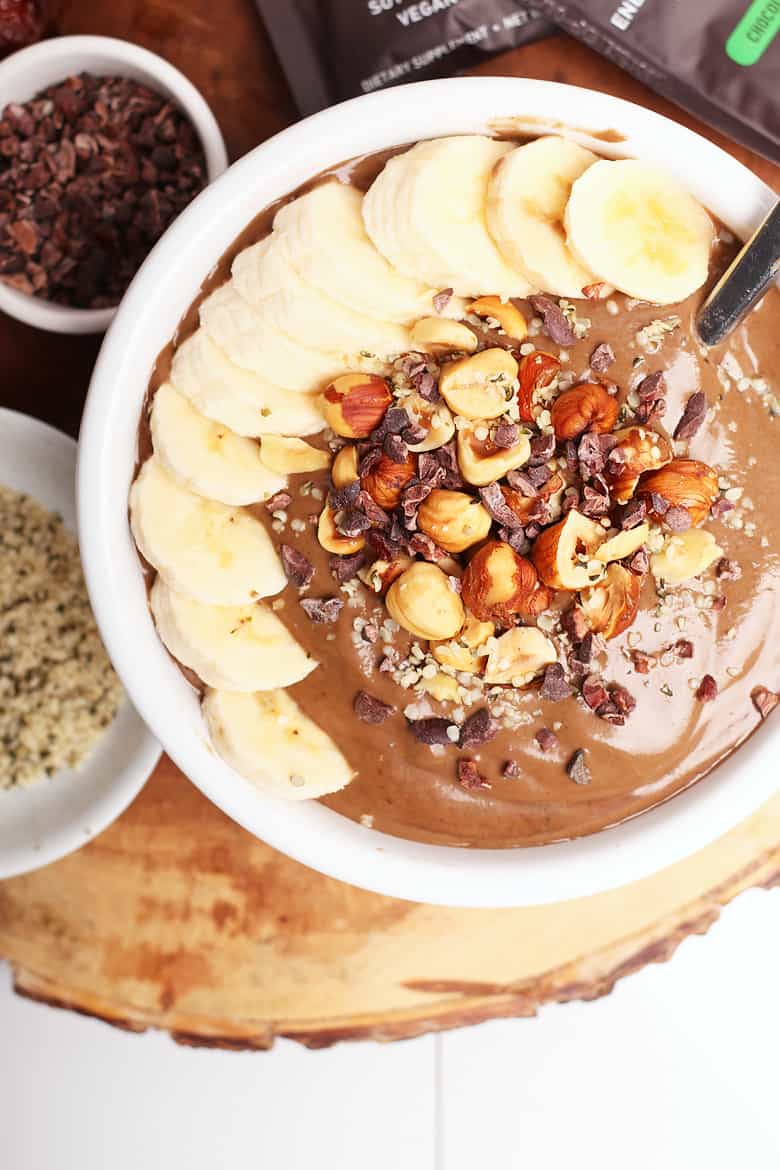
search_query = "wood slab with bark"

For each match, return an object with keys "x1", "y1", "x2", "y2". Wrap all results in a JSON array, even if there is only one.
[{"x1": 1, "y1": 1, "x2": 778, "y2": 1049}]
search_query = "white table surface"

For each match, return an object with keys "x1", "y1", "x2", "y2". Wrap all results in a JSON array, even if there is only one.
[{"x1": 1, "y1": 886, "x2": 779, "y2": 1169}]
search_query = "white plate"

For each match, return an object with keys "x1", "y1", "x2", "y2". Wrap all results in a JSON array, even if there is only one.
[{"x1": 0, "y1": 408, "x2": 160, "y2": 878}]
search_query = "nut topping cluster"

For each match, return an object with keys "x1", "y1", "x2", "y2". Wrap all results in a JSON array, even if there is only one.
[{"x1": 281, "y1": 295, "x2": 736, "y2": 790}]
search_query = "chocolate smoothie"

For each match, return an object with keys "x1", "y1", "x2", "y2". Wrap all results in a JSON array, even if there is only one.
[{"x1": 136, "y1": 140, "x2": 780, "y2": 848}]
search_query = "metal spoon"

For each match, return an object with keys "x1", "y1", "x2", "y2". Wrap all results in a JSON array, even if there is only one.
[{"x1": 696, "y1": 200, "x2": 780, "y2": 347}]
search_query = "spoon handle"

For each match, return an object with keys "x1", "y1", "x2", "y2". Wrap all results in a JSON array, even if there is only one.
[{"x1": 696, "y1": 201, "x2": 780, "y2": 348}]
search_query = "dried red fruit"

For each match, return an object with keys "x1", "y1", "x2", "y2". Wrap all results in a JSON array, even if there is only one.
[{"x1": 695, "y1": 674, "x2": 718, "y2": 702}]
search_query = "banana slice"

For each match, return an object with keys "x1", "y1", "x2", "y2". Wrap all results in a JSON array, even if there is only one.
[
  {"x1": 200, "y1": 283, "x2": 339, "y2": 391},
  {"x1": 130, "y1": 457, "x2": 286, "y2": 605},
  {"x1": 203, "y1": 688, "x2": 354, "y2": 799},
  {"x1": 170, "y1": 329, "x2": 324, "y2": 438},
  {"x1": 150, "y1": 578, "x2": 317, "y2": 691},
  {"x1": 233, "y1": 234, "x2": 411, "y2": 357},
  {"x1": 272, "y1": 181, "x2": 466, "y2": 323},
  {"x1": 363, "y1": 136, "x2": 536, "y2": 299},
  {"x1": 565, "y1": 160, "x2": 715, "y2": 304},
  {"x1": 487, "y1": 137, "x2": 599, "y2": 298},
  {"x1": 151, "y1": 383, "x2": 286, "y2": 505}
]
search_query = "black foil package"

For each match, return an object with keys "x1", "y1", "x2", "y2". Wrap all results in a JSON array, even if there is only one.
[
  {"x1": 257, "y1": 0, "x2": 552, "y2": 114},
  {"x1": 534, "y1": 1, "x2": 780, "y2": 163}
]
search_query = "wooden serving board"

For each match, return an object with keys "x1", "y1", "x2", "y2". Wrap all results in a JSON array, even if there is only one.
[{"x1": 1, "y1": 0, "x2": 779, "y2": 1049}]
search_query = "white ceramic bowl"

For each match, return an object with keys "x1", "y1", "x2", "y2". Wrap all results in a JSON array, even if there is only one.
[
  {"x1": 0, "y1": 407, "x2": 161, "y2": 879},
  {"x1": 0, "y1": 35, "x2": 228, "y2": 334},
  {"x1": 78, "y1": 77, "x2": 780, "y2": 907}
]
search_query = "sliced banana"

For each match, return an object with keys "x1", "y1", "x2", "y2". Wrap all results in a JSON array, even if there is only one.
[
  {"x1": 203, "y1": 688, "x2": 354, "y2": 799},
  {"x1": 170, "y1": 329, "x2": 324, "y2": 438},
  {"x1": 200, "y1": 283, "x2": 345, "y2": 391},
  {"x1": 565, "y1": 160, "x2": 715, "y2": 304},
  {"x1": 130, "y1": 457, "x2": 286, "y2": 605},
  {"x1": 232, "y1": 234, "x2": 411, "y2": 357},
  {"x1": 150, "y1": 578, "x2": 317, "y2": 692},
  {"x1": 151, "y1": 382, "x2": 285, "y2": 505},
  {"x1": 272, "y1": 181, "x2": 466, "y2": 323},
  {"x1": 487, "y1": 136, "x2": 599, "y2": 298},
  {"x1": 363, "y1": 136, "x2": 536, "y2": 299}
]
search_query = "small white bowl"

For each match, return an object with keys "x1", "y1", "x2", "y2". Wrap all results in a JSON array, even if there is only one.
[
  {"x1": 78, "y1": 77, "x2": 780, "y2": 907},
  {"x1": 0, "y1": 408, "x2": 160, "y2": 878},
  {"x1": 0, "y1": 35, "x2": 228, "y2": 335}
]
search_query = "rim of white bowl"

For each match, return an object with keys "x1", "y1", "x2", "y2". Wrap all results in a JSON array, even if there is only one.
[
  {"x1": 0, "y1": 407, "x2": 161, "y2": 878},
  {"x1": 0, "y1": 35, "x2": 228, "y2": 335},
  {"x1": 78, "y1": 77, "x2": 780, "y2": 907}
]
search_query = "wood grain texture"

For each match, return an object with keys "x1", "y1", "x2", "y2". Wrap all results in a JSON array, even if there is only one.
[{"x1": 1, "y1": 2, "x2": 779, "y2": 1048}]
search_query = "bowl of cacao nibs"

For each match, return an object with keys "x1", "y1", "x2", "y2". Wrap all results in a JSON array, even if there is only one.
[{"x1": 0, "y1": 35, "x2": 228, "y2": 333}]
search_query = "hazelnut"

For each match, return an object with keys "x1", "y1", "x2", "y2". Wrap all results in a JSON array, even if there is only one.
[
  {"x1": 361, "y1": 450, "x2": 417, "y2": 509},
  {"x1": 501, "y1": 473, "x2": 564, "y2": 524},
  {"x1": 580, "y1": 564, "x2": 642, "y2": 640},
  {"x1": 321, "y1": 373, "x2": 392, "y2": 438},
  {"x1": 431, "y1": 614, "x2": 495, "y2": 674},
  {"x1": 461, "y1": 540, "x2": 550, "y2": 627},
  {"x1": 456, "y1": 425, "x2": 531, "y2": 487},
  {"x1": 483, "y1": 627, "x2": 557, "y2": 686},
  {"x1": 595, "y1": 522, "x2": 649, "y2": 564},
  {"x1": 439, "y1": 348, "x2": 518, "y2": 420},
  {"x1": 607, "y1": 426, "x2": 673, "y2": 503},
  {"x1": 331, "y1": 444, "x2": 359, "y2": 488},
  {"x1": 409, "y1": 317, "x2": 478, "y2": 355},
  {"x1": 550, "y1": 382, "x2": 619, "y2": 441},
  {"x1": 317, "y1": 503, "x2": 365, "y2": 556},
  {"x1": 406, "y1": 400, "x2": 455, "y2": 453},
  {"x1": 651, "y1": 528, "x2": 723, "y2": 584},
  {"x1": 386, "y1": 562, "x2": 465, "y2": 640},
  {"x1": 531, "y1": 509, "x2": 606, "y2": 590},
  {"x1": 636, "y1": 459, "x2": 719, "y2": 527},
  {"x1": 358, "y1": 556, "x2": 412, "y2": 594},
  {"x1": 260, "y1": 436, "x2": 331, "y2": 475},
  {"x1": 417, "y1": 489, "x2": 492, "y2": 553},
  {"x1": 468, "y1": 296, "x2": 527, "y2": 341},
  {"x1": 420, "y1": 672, "x2": 461, "y2": 703},
  {"x1": 517, "y1": 350, "x2": 561, "y2": 423}
]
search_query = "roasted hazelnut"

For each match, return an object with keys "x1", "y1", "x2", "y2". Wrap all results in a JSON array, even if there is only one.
[
  {"x1": 331, "y1": 444, "x2": 359, "y2": 488},
  {"x1": 358, "y1": 556, "x2": 412, "y2": 594},
  {"x1": 531, "y1": 509, "x2": 606, "y2": 591},
  {"x1": 516, "y1": 350, "x2": 561, "y2": 423},
  {"x1": 651, "y1": 528, "x2": 723, "y2": 584},
  {"x1": 483, "y1": 627, "x2": 557, "y2": 686},
  {"x1": 321, "y1": 373, "x2": 392, "y2": 438},
  {"x1": 431, "y1": 614, "x2": 495, "y2": 674},
  {"x1": 410, "y1": 317, "x2": 478, "y2": 355},
  {"x1": 456, "y1": 424, "x2": 531, "y2": 487},
  {"x1": 501, "y1": 473, "x2": 564, "y2": 524},
  {"x1": 439, "y1": 348, "x2": 518, "y2": 420},
  {"x1": 580, "y1": 563, "x2": 642, "y2": 640},
  {"x1": 417, "y1": 489, "x2": 492, "y2": 553},
  {"x1": 636, "y1": 459, "x2": 719, "y2": 527},
  {"x1": 361, "y1": 450, "x2": 417, "y2": 509},
  {"x1": 386, "y1": 562, "x2": 465, "y2": 640},
  {"x1": 468, "y1": 296, "x2": 527, "y2": 341},
  {"x1": 595, "y1": 522, "x2": 650, "y2": 565},
  {"x1": 550, "y1": 382, "x2": 619, "y2": 441},
  {"x1": 406, "y1": 400, "x2": 455, "y2": 453},
  {"x1": 607, "y1": 426, "x2": 673, "y2": 503},
  {"x1": 317, "y1": 503, "x2": 365, "y2": 556},
  {"x1": 461, "y1": 540, "x2": 550, "y2": 627}
]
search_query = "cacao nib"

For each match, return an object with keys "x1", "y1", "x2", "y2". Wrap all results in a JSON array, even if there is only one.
[
  {"x1": 664, "y1": 505, "x2": 692, "y2": 532},
  {"x1": 752, "y1": 686, "x2": 780, "y2": 720},
  {"x1": 505, "y1": 469, "x2": 537, "y2": 496},
  {"x1": 535, "y1": 727, "x2": 558, "y2": 753},
  {"x1": 617, "y1": 498, "x2": 647, "y2": 530},
  {"x1": 280, "y1": 544, "x2": 314, "y2": 587},
  {"x1": 590, "y1": 342, "x2": 616, "y2": 372},
  {"x1": 578, "y1": 432, "x2": 619, "y2": 479},
  {"x1": 359, "y1": 446, "x2": 383, "y2": 477},
  {"x1": 716, "y1": 557, "x2": 742, "y2": 580},
  {"x1": 460, "y1": 708, "x2": 498, "y2": 749},
  {"x1": 457, "y1": 758, "x2": 490, "y2": 791},
  {"x1": 415, "y1": 371, "x2": 439, "y2": 401},
  {"x1": 673, "y1": 391, "x2": 708, "y2": 441},
  {"x1": 433, "y1": 287, "x2": 453, "y2": 313},
  {"x1": 596, "y1": 701, "x2": 625, "y2": 726},
  {"x1": 631, "y1": 649, "x2": 653, "y2": 674},
  {"x1": 409, "y1": 717, "x2": 457, "y2": 746},
  {"x1": 498, "y1": 527, "x2": 529, "y2": 554},
  {"x1": 610, "y1": 685, "x2": 637, "y2": 715},
  {"x1": 329, "y1": 551, "x2": 366, "y2": 582},
  {"x1": 383, "y1": 433, "x2": 409, "y2": 464},
  {"x1": 336, "y1": 507, "x2": 372, "y2": 538},
  {"x1": 502, "y1": 760, "x2": 521, "y2": 778},
  {"x1": 650, "y1": 492, "x2": 669, "y2": 516},
  {"x1": 492, "y1": 420, "x2": 520, "y2": 448},
  {"x1": 366, "y1": 529, "x2": 403, "y2": 561},
  {"x1": 417, "y1": 451, "x2": 446, "y2": 485},
  {"x1": 560, "y1": 606, "x2": 588, "y2": 643},
  {"x1": 571, "y1": 632, "x2": 595, "y2": 666},
  {"x1": 582, "y1": 674, "x2": 610, "y2": 710},
  {"x1": 526, "y1": 462, "x2": 552, "y2": 489},
  {"x1": 408, "y1": 531, "x2": 446, "y2": 561},
  {"x1": 478, "y1": 482, "x2": 523, "y2": 530},
  {"x1": 354, "y1": 690, "x2": 394, "y2": 724},
  {"x1": 674, "y1": 639, "x2": 694, "y2": 659},
  {"x1": 539, "y1": 662, "x2": 571, "y2": 702},
  {"x1": 300, "y1": 596, "x2": 343, "y2": 623},
  {"x1": 710, "y1": 497, "x2": 734, "y2": 520},
  {"x1": 384, "y1": 407, "x2": 410, "y2": 434},
  {"x1": 264, "y1": 490, "x2": 292, "y2": 513},
  {"x1": 330, "y1": 479, "x2": 361, "y2": 511},
  {"x1": 566, "y1": 748, "x2": 591, "y2": 785},
  {"x1": 358, "y1": 490, "x2": 391, "y2": 529},
  {"x1": 634, "y1": 371, "x2": 667, "y2": 422},
  {"x1": 628, "y1": 547, "x2": 650, "y2": 576},
  {"x1": 402, "y1": 422, "x2": 428, "y2": 446},
  {"x1": 695, "y1": 674, "x2": 718, "y2": 702},
  {"x1": 529, "y1": 432, "x2": 556, "y2": 464},
  {"x1": 581, "y1": 482, "x2": 611, "y2": 518},
  {"x1": 529, "y1": 294, "x2": 577, "y2": 345}
]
